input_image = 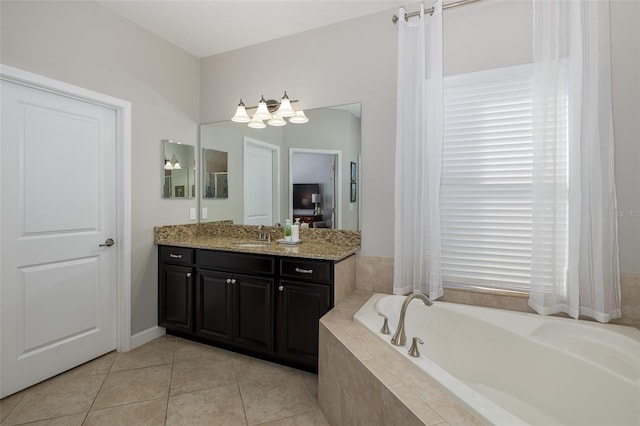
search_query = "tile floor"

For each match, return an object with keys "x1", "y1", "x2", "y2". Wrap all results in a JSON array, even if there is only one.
[{"x1": 0, "y1": 335, "x2": 329, "y2": 426}]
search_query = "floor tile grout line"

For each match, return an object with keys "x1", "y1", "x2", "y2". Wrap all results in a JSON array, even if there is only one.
[
  {"x1": 84, "y1": 354, "x2": 115, "y2": 417},
  {"x1": 164, "y1": 338, "x2": 177, "y2": 426},
  {"x1": 236, "y1": 382, "x2": 250, "y2": 426}
]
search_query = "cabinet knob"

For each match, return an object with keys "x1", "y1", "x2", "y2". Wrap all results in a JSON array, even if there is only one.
[
  {"x1": 226, "y1": 278, "x2": 231, "y2": 284},
  {"x1": 186, "y1": 273, "x2": 192, "y2": 278},
  {"x1": 231, "y1": 278, "x2": 237, "y2": 284},
  {"x1": 278, "y1": 285, "x2": 284, "y2": 291}
]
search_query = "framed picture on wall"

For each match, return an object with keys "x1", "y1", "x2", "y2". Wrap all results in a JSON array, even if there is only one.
[
  {"x1": 350, "y1": 162, "x2": 357, "y2": 182},
  {"x1": 350, "y1": 182, "x2": 357, "y2": 202}
]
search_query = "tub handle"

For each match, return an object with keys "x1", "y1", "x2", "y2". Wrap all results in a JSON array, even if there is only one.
[
  {"x1": 377, "y1": 313, "x2": 391, "y2": 335},
  {"x1": 408, "y1": 337, "x2": 424, "y2": 358}
]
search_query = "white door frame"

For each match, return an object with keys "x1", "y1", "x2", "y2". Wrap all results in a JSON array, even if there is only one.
[
  {"x1": 0, "y1": 64, "x2": 132, "y2": 352},
  {"x1": 289, "y1": 148, "x2": 342, "y2": 229},
  {"x1": 243, "y1": 137, "x2": 281, "y2": 225}
]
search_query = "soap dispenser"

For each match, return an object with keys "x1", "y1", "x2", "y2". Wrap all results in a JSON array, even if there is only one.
[
  {"x1": 284, "y1": 219, "x2": 292, "y2": 241},
  {"x1": 291, "y1": 218, "x2": 300, "y2": 242}
]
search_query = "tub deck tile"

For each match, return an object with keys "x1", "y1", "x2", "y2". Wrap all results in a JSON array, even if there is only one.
[{"x1": 319, "y1": 291, "x2": 484, "y2": 426}]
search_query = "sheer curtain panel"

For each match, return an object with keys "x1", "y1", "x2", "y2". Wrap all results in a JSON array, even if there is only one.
[
  {"x1": 529, "y1": 0, "x2": 621, "y2": 322},
  {"x1": 394, "y1": 2, "x2": 444, "y2": 298}
]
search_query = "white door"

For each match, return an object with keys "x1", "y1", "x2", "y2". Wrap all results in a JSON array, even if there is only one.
[
  {"x1": 244, "y1": 138, "x2": 280, "y2": 226},
  {"x1": 1, "y1": 79, "x2": 117, "y2": 398}
]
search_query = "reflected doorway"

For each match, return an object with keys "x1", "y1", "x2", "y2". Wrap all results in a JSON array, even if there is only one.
[{"x1": 289, "y1": 148, "x2": 342, "y2": 229}]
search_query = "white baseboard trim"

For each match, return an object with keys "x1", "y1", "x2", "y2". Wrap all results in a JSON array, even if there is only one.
[{"x1": 129, "y1": 326, "x2": 165, "y2": 350}]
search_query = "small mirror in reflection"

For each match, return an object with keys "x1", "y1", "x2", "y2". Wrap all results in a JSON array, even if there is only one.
[
  {"x1": 162, "y1": 139, "x2": 195, "y2": 199},
  {"x1": 203, "y1": 148, "x2": 228, "y2": 199}
]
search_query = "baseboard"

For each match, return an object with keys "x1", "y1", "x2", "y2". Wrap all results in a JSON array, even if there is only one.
[{"x1": 130, "y1": 326, "x2": 165, "y2": 349}]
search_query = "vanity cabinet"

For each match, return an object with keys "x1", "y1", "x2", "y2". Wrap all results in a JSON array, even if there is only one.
[
  {"x1": 158, "y1": 246, "x2": 195, "y2": 333},
  {"x1": 158, "y1": 245, "x2": 342, "y2": 372},
  {"x1": 196, "y1": 270, "x2": 275, "y2": 354}
]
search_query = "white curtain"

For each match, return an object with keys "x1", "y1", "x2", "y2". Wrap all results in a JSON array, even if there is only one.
[
  {"x1": 394, "y1": 2, "x2": 444, "y2": 298},
  {"x1": 529, "y1": 0, "x2": 621, "y2": 322}
]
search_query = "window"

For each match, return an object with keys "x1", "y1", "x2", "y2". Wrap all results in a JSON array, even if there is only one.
[{"x1": 441, "y1": 64, "x2": 551, "y2": 292}]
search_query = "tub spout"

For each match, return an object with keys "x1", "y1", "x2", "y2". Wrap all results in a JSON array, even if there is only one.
[{"x1": 390, "y1": 292, "x2": 433, "y2": 346}]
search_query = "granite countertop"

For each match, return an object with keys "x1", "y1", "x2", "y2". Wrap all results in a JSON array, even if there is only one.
[{"x1": 154, "y1": 222, "x2": 360, "y2": 261}]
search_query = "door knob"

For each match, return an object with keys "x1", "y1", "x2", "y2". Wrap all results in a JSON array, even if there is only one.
[{"x1": 99, "y1": 238, "x2": 115, "y2": 247}]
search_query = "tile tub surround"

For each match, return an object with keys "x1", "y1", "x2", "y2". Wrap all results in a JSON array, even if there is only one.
[
  {"x1": 318, "y1": 290, "x2": 482, "y2": 426},
  {"x1": 355, "y1": 255, "x2": 640, "y2": 330},
  {"x1": 155, "y1": 222, "x2": 361, "y2": 261}
]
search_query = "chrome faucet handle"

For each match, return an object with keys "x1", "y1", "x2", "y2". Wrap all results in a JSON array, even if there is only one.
[
  {"x1": 378, "y1": 312, "x2": 391, "y2": 335},
  {"x1": 408, "y1": 337, "x2": 424, "y2": 357}
]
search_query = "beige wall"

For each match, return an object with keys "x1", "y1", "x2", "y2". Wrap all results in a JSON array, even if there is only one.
[
  {"x1": 201, "y1": 0, "x2": 639, "y2": 276},
  {"x1": 0, "y1": 0, "x2": 200, "y2": 335},
  {"x1": 1, "y1": 0, "x2": 637, "y2": 337}
]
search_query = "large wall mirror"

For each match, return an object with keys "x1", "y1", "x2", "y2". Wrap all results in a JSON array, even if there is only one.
[
  {"x1": 200, "y1": 103, "x2": 361, "y2": 230},
  {"x1": 162, "y1": 139, "x2": 195, "y2": 199}
]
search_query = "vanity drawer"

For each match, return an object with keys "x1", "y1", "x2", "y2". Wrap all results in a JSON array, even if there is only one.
[
  {"x1": 160, "y1": 246, "x2": 195, "y2": 265},
  {"x1": 280, "y1": 258, "x2": 332, "y2": 284},
  {"x1": 197, "y1": 250, "x2": 275, "y2": 276}
]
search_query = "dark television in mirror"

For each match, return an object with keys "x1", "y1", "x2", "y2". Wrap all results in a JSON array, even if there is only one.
[{"x1": 292, "y1": 183, "x2": 320, "y2": 210}]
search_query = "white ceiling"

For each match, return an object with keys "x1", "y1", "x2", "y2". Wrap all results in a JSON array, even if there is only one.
[{"x1": 96, "y1": 1, "x2": 407, "y2": 58}]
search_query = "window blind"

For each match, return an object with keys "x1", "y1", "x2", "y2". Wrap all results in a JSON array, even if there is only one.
[{"x1": 441, "y1": 64, "x2": 536, "y2": 292}]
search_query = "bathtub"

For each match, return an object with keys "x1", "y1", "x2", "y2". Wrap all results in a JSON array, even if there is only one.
[{"x1": 354, "y1": 293, "x2": 640, "y2": 425}]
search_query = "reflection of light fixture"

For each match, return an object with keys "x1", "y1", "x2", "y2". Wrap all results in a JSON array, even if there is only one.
[
  {"x1": 289, "y1": 110, "x2": 309, "y2": 124},
  {"x1": 165, "y1": 154, "x2": 181, "y2": 170},
  {"x1": 267, "y1": 114, "x2": 287, "y2": 127},
  {"x1": 312, "y1": 193, "x2": 321, "y2": 215},
  {"x1": 230, "y1": 91, "x2": 309, "y2": 128}
]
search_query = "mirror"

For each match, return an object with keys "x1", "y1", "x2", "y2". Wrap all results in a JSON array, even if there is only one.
[
  {"x1": 162, "y1": 139, "x2": 195, "y2": 199},
  {"x1": 202, "y1": 149, "x2": 228, "y2": 198},
  {"x1": 200, "y1": 103, "x2": 361, "y2": 230}
]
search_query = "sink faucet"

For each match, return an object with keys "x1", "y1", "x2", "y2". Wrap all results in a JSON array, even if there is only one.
[
  {"x1": 390, "y1": 293, "x2": 433, "y2": 346},
  {"x1": 256, "y1": 225, "x2": 270, "y2": 242}
]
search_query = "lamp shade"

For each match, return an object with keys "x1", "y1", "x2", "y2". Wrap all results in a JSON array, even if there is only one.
[
  {"x1": 253, "y1": 96, "x2": 272, "y2": 120},
  {"x1": 289, "y1": 110, "x2": 309, "y2": 124},
  {"x1": 276, "y1": 92, "x2": 296, "y2": 117},
  {"x1": 164, "y1": 160, "x2": 172, "y2": 170},
  {"x1": 267, "y1": 114, "x2": 287, "y2": 127},
  {"x1": 248, "y1": 116, "x2": 266, "y2": 129},
  {"x1": 311, "y1": 193, "x2": 321, "y2": 203},
  {"x1": 231, "y1": 99, "x2": 251, "y2": 123}
]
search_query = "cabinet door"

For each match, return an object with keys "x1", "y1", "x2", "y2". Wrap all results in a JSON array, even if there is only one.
[
  {"x1": 196, "y1": 270, "x2": 233, "y2": 343},
  {"x1": 234, "y1": 274, "x2": 274, "y2": 354},
  {"x1": 158, "y1": 264, "x2": 193, "y2": 333},
  {"x1": 276, "y1": 280, "x2": 330, "y2": 369}
]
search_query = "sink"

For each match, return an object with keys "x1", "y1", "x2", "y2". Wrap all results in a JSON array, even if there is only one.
[{"x1": 234, "y1": 242, "x2": 268, "y2": 247}]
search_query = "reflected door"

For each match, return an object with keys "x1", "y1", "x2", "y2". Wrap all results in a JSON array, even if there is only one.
[
  {"x1": 1, "y1": 79, "x2": 117, "y2": 397},
  {"x1": 244, "y1": 138, "x2": 279, "y2": 226}
]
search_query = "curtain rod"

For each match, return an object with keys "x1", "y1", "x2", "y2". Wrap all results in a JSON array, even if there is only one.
[{"x1": 392, "y1": 0, "x2": 481, "y2": 24}]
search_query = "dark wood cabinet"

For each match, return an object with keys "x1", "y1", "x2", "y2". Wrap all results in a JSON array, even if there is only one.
[
  {"x1": 158, "y1": 245, "x2": 336, "y2": 372},
  {"x1": 195, "y1": 270, "x2": 233, "y2": 342},
  {"x1": 276, "y1": 280, "x2": 330, "y2": 368},
  {"x1": 196, "y1": 269, "x2": 274, "y2": 354},
  {"x1": 158, "y1": 246, "x2": 195, "y2": 333},
  {"x1": 234, "y1": 274, "x2": 274, "y2": 353}
]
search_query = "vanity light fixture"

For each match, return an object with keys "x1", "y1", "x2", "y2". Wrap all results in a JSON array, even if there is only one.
[
  {"x1": 164, "y1": 154, "x2": 181, "y2": 170},
  {"x1": 231, "y1": 91, "x2": 309, "y2": 128}
]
